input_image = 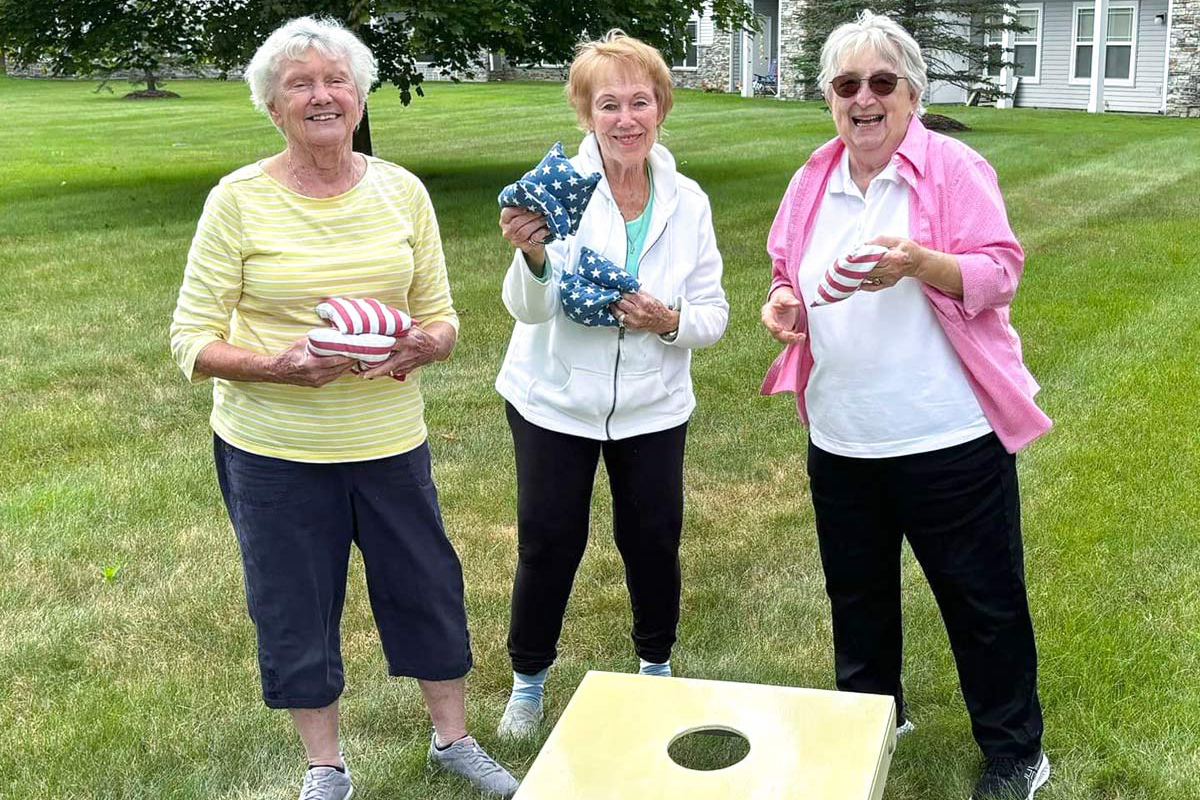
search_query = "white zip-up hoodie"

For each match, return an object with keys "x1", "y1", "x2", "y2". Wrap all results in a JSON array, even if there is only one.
[{"x1": 496, "y1": 135, "x2": 729, "y2": 440}]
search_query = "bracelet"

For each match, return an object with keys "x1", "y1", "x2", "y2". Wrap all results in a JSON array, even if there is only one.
[{"x1": 660, "y1": 301, "x2": 680, "y2": 342}]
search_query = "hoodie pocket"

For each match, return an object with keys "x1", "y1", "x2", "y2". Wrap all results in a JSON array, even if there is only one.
[{"x1": 526, "y1": 366, "x2": 613, "y2": 426}]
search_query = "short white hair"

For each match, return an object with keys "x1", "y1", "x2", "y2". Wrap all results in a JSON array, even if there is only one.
[
  {"x1": 245, "y1": 16, "x2": 378, "y2": 117},
  {"x1": 819, "y1": 10, "x2": 927, "y2": 113}
]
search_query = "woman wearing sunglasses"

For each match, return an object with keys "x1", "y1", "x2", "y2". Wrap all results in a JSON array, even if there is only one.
[{"x1": 760, "y1": 11, "x2": 1051, "y2": 800}]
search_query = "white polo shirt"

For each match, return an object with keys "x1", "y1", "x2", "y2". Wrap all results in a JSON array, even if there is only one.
[{"x1": 798, "y1": 150, "x2": 991, "y2": 458}]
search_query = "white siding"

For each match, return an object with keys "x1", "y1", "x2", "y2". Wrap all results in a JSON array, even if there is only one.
[{"x1": 1016, "y1": 0, "x2": 1168, "y2": 111}]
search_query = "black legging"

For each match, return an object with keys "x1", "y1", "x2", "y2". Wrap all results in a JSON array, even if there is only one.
[
  {"x1": 505, "y1": 402, "x2": 687, "y2": 675},
  {"x1": 808, "y1": 432, "x2": 1044, "y2": 760}
]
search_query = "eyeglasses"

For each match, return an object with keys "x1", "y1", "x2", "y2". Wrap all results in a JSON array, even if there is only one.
[{"x1": 830, "y1": 72, "x2": 908, "y2": 98}]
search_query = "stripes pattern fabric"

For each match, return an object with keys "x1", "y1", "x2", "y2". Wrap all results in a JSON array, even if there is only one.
[
  {"x1": 305, "y1": 328, "x2": 395, "y2": 363},
  {"x1": 169, "y1": 158, "x2": 459, "y2": 463},
  {"x1": 497, "y1": 142, "x2": 601, "y2": 241},
  {"x1": 810, "y1": 244, "x2": 888, "y2": 307},
  {"x1": 310, "y1": 297, "x2": 413, "y2": 379},
  {"x1": 559, "y1": 247, "x2": 641, "y2": 327},
  {"x1": 316, "y1": 297, "x2": 412, "y2": 336}
]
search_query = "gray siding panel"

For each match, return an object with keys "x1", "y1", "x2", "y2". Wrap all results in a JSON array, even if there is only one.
[{"x1": 1016, "y1": 0, "x2": 1168, "y2": 112}]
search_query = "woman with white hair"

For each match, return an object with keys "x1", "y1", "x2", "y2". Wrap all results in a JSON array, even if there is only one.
[
  {"x1": 760, "y1": 11, "x2": 1050, "y2": 800},
  {"x1": 169, "y1": 16, "x2": 517, "y2": 800}
]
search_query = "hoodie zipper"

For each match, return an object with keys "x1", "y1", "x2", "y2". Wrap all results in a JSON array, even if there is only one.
[{"x1": 603, "y1": 196, "x2": 669, "y2": 440}]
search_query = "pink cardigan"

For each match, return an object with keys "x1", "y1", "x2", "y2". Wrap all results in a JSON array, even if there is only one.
[{"x1": 760, "y1": 116, "x2": 1051, "y2": 453}]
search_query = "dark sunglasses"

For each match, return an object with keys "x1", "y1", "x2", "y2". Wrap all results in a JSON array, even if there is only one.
[{"x1": 830, "y1": 72, "x2": 908, "y2": 98}]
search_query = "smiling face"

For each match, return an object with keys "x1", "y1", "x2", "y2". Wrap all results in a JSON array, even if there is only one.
[
  {"x1": 827, "y1": 46, "x2": 916, "y2": 169},
  {"x1": 268, "y1": 50, "x2": 361, "y2": 151},
  {"x1": 589, "y1": 65, "x2": 662, "y2": 173}
]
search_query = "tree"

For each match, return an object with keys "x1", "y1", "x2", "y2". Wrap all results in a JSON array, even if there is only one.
[
  {"x1": 0, "y1": 0, "x2": 207, "y2": 95},
  {"x1": 792, "y1": 1, "x2": 1030, "y2": 104},
  {"x1": 202, "y1": 0, "x2": 758, "y2": 153}
]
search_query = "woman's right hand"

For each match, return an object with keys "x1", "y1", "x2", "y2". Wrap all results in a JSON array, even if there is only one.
[
  {"x1": 761, "y1": 287, "x2": 807, "y2": 345},
  {"x1": 268, "y1": 337, "x2": 356, "y2": 388},
  {"x1": 499, "y1": 207, "x2": 549, "y2": 270}
]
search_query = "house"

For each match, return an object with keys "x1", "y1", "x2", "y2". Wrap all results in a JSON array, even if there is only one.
[{"x1": 673, "y1": 0, "x2": 1200, "y2": 116}]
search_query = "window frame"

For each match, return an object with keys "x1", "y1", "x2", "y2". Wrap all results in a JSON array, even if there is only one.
[
  {"x1": 1069, "y1": 1, "x2": 1139, "y2": 87},
  {"x1": 672, "y1": 17, "x2": 701, "y2": 71},
  {"x1": 982, "y1": 4, "x2": 1043, "y2": 85}
]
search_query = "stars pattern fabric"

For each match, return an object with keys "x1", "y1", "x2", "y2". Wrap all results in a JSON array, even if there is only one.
[
  {"x1": 560, "y1": 247, "x2": 641, "y2": 328},
  {"x1": 307, "y1": 296, "x2": 412, "y2": 380},
  {"x1": 810, "y1": 244, "x2": 889, "y2": 307},
  {"x1": 498, "y1": 142, "x2": 601, "y2": 241}
]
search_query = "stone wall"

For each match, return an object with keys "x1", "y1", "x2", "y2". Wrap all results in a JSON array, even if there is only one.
[
  {"x1": 485, "y1": 57, "x2": 569, "y2": 83},
  {"x1": 697, "y1": 30, "x2": 733, "y2": 93},
  {"x1": 777, "y1": 0, "x2": 816, "y2": 100},
  {"x1": 1167, "y1": 0, "x2": 1200, "y2": 116},
  {"x1": 7, "y1": 63, "x2": 238, "y2": 81}
]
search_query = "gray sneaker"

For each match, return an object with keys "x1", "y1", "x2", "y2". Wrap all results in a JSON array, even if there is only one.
[
  {"x1": 298, "y1": 763, "x2": 353, "y2": 800},
  {"x1": 896, "y1": 719, "x2": 916, "y2": 737},
  {"x1": 429, "y1": 733, "x2": 519, "y2": 798},
  {"x1": 497, "y1": 696, "x2": 543, "y2": 739}
]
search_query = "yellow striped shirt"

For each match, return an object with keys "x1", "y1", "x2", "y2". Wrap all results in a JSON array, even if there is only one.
[{"x1": 169, "y1": 157, "x2": 458, "y2": 463}]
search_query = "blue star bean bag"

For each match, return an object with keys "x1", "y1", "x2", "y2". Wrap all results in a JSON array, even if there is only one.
[
  {"x1": 560, "y1": 247, "x2": 640, "y2": 327},
  {"x1": 498, "y1": 142, "x2": 601, "y2": 242}
]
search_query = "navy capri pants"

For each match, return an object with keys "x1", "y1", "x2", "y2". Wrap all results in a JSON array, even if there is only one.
[{"x1": 214, "y1": 435, "x2": 472, "y2": 709}]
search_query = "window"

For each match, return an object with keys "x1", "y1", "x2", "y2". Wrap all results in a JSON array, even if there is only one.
[
  {"x1": 983, "y1": 6, "x2": 1041, "y2": 82},
  {"x1": 1011, "y1": 8, "x2": 1041, "y2": 80},
  {"x1": 1072, "y1": 3, "x2": 1137, "y2": 84},
  {"x1": 673, "y1": 20, "x2": 700, "y2": 69}
]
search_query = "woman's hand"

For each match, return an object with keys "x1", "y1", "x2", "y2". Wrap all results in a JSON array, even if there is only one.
[
  {"x1": 862, "y1": 236, "x2": 962, "y2": 298},
  {"x1": 610, "y1": 291, "x2": 679, "y2": 336},
  {"x1": 268, "y1": 337, "x2": 356, "y2": 387},
  {"x1": 499, "y1": 207, "x2": 550, "y2": 273},
  {"x1": 360, "y1": 321, "x2": 456, "y2": 380},
  {"x1": 761, "y1": 286, "x2": 806, "y2": 345}
]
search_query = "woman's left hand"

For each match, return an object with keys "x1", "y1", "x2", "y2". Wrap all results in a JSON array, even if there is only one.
[
  {"x1": 610, "y1": 291, "x2": 679, "y2": 335},
  {"x1": 859, "y1": 235, "x2": 928, "y2": 291},
  {"x1": 862, "y1": 235, "x2": 964, "y2": 298},
  {"x1": 360, "y1": 325, "x2": 440, "y2": 379}
]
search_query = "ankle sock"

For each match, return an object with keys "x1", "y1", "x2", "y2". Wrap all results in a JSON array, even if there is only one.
[
  {"x1": 509, "y1": 667, "x2": 548, "y2": 706},
  {"x1": 639, "y1": 658, "x2": 671, "y2": 677}
]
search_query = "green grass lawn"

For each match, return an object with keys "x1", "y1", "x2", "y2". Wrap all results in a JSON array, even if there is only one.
[{"x1": 2, "y1": 75, "x2": 1198, "y2": 799}]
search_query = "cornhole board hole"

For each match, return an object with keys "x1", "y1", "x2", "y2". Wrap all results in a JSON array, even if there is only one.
[{"x1": 514, "y1": 671, "x2": 897, "y2": 800}]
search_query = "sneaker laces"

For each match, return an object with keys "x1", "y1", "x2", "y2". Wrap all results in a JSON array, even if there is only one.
[
  {"x1": 299, "y1": 767, "x2": 343, "y2": 800},
  {"x1": 455, "y1": 738, "x2": 509, "y2": 779},
  {"x1": 985, "y1": 755, "x2": 1020, "y2": 772}
]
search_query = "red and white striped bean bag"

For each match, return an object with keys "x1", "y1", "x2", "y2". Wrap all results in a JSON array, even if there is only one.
[
  {"x1": 316, "y1": 297, "x2": 412, "y2": 336},
  {"x1": 305, "y1": 328, "x2": 395, "y2": 363},
  {"x1": 810, "y1": 244, "x2": 889, "y2": 307},
  {"x1": 307, "y1": 297, "x2": 414, "y2": 380}
]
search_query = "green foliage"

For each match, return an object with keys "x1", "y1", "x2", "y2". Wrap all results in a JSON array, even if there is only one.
[
  {"x1": 792, "y1": 1, "x2": 1029, "y2": 102},
  {"x1": 203, "y1": 0, "x2": 757, "y2": 105},
  {"x1": 0, "y1": 0, "x2": 207, "y2": 89}
]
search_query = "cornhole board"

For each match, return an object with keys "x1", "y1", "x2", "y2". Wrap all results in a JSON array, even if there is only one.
[{"x1": 514, "y1": 671, "x2": 897, "y2": 800}]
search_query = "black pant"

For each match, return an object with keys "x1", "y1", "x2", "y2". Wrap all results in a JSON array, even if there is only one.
[
  {"x1": 808, "y1": 433, "x2": 1043, "y2": 759},
  {"x1": 505, "y1": 402, "x2": 687, "y2": 675}
]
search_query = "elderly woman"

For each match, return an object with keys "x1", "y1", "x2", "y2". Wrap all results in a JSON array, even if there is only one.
[
  {"x1": 760, "y1": 11, "x2": 1051, "y2": 800},
  {"x1": 169, "y1": 16, "x2": 517, "y2": 800},
  {"x1": 494, "y1": 31, "x2": 728, "y2": 737}
]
